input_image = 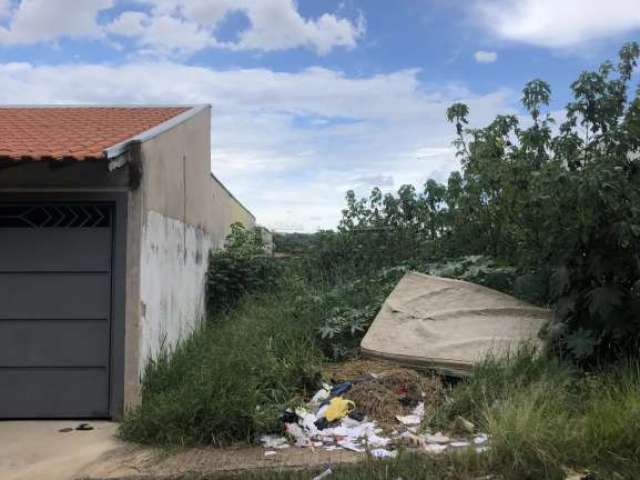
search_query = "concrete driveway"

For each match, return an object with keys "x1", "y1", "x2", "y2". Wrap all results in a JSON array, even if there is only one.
[
  {"x1": 0, "y1": 421, "x2": 363, "y2": 480},
  {"x1": 0, "y1": 420, "x2": 122, "y2": 480}
]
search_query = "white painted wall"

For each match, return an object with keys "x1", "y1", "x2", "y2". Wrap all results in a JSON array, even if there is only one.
[
  {"x1": 138, "y1": 210, "x2": 213, "y2": 376},
  {"x1": 125, "y1": 108, "x2": 256, "y2": 400}
]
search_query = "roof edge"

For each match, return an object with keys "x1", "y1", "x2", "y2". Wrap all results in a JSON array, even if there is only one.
[{"x1": 104, "y1": 104, "x2": 210, "y2": 159}]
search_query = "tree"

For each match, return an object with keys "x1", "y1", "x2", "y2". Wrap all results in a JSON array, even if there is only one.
[{"x1": 336, "y1": 41, "x2": 640, "y2": 361}]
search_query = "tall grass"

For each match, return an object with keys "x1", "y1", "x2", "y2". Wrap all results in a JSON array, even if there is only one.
[
  {"x1": 431, "y1": 348, "x2": 640, "y2": 479},
  {"x1": 120, "y1": 277, "x2": 324, "y2": 446}
]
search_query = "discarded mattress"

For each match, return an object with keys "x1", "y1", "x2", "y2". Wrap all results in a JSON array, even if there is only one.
[{"x1": 361, "y1": 271, "x2": 552, "y2": 376}]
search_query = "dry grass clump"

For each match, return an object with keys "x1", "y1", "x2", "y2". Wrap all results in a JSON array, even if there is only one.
[
  {"x1": 322, "y1": 358, "x2": 403, "y2": 383},
  {"x1": 323, "y1": 359, "x2": 444, "y2": 430},
  {"x1": 347, "y1": 381, "x2": 403, "y2": 427}
]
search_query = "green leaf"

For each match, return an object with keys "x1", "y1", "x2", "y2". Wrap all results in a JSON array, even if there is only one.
[
  {"x1": 587, "y1": 286, "x2": 623, "y2": 319},
  {"x1": 566, "y1": 329, "x2": 597, "y2": 359},
  {"x1": 550, "y1": 266, "x2": 570, "y2": 297}
]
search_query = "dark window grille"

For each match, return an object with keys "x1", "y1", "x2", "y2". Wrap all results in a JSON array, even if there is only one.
[{"x1": 0, "y1": 204, "x2": 111, "y2": 228}]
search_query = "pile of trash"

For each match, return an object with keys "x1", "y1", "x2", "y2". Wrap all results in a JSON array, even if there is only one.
[{"x1": 260, "y1": 365, "x2": 489, "y2": 459}]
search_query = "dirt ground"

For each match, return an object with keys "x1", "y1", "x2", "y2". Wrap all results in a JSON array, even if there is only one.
[
  {"x1": 81, "y1": 445, "x2": 362, "y2": 479},
  {"x1": 0, "y1": 420, "x2": 361, "y2": 480}
]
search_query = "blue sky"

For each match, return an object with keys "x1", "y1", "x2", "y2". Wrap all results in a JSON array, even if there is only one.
[{"x1": 0, "y1": 0, "x2": 638, "y2": 230}]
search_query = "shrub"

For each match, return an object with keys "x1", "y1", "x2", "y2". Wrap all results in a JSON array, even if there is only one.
[
  {"x1": 313, "y1": 266, "x2": 404, "y2": 360},
  {"x1": 207, "y1": 223, "x2": 281, "y2": 314},
  {"x1": 423, "y1": 255, "x2": 518, "y2": 294}
]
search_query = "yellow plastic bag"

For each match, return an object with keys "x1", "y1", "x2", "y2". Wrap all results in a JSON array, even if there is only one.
[{"x1": 324, "y1": 397, "x2": 355, "y2": 422}]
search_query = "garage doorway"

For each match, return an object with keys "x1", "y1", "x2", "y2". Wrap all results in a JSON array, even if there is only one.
[{"x1": 0, "y1": 202, "x2": 114, "y2": 418}]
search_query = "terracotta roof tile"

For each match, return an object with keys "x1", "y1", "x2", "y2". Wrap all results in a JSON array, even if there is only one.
[{"x1": 0, "y1": 106, "x2": 191, "y2": 161}]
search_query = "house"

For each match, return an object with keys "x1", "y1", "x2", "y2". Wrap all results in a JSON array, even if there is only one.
[{"x1": 0, "y1": 105, "x2": 255, "y2": 419}]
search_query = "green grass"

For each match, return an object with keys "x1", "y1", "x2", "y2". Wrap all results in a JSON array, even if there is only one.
[
  {"x1": 200, "y1": 451, "x2": 492, "y2": 480},
  {"x1": 120, "y1": 276, "x2": 325, "y2": 446},
  {"x1": 434, "y1": 349, "x2": 640, "y2": 479}
]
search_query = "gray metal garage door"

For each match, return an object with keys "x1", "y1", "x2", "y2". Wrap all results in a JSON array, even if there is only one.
[{"x1": 0, "y1": 203, "x2": 113, "y2": 418}]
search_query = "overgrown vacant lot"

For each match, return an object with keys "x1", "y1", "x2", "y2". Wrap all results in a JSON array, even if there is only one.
[
  {"x1": 121, "y1": 258, "x2": 640, "y2": 478},
  {"x1": 122, "y1": 43, "x2": 640, "y2": 479}
]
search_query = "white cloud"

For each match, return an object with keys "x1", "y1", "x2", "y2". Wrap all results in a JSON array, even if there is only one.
[
  {"x1": 0, "y1": 0, "x2": 11, "y2": 19},
  {"x1": 0, "y1": 61, "x2": 511, "y2": 230},
  {"x1": 474, "y1": 50, "x2": 497, "y2": 63},
  {"x1": 110, "y1": 0, "x2": 365, "y2": 55},
  {"x1": 0, "y1": 0, "x2": 113, "y2": 44},
  {"x1": 228, "y1": 2, "x2": 365, "y2": 55},
  {"x1": 473, "y1": 0, "x2": 640, "y2": 48},
  {"x1": 106, "y1": 11, "x2": 214, "y2": 54},
  {"x1": 0, "y1": 0, "x2": 363, "y2": 55}
]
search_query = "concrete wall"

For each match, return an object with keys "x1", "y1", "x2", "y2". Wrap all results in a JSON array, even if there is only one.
[
  {"x1": 138, "y1": 211, "x2": 210, "y2": 378},
  {"x1": 257, "y1": 226, "x2": 274, "y2": 256},
  {"x1": 211, "y1": 172, "x2": 256, "y2": 243},
  {"x1": 123, "y1": 107, "x2": 256, "y2": 408}
]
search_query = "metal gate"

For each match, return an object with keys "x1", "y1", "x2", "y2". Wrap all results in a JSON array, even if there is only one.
[{"x1": 0, "y1": 203, "x2": 113, "y2": 418}]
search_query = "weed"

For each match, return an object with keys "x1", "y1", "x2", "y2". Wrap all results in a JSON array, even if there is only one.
[
  {"x1": 200, "y1": 451, "x2": 491, "y2": 480},
  {"x1": 120, "y1": 282, "x2": 323, "y2": 446},
  {"x1": 432, "y1": 348, "x2": 640, "y2": 478}
]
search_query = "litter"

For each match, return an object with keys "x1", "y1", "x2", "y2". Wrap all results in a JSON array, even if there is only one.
[
  {"x1": 563, "y1": 468, "x2": 592, "y2": 480},
  {"x1": 310, "y1": 387, "x2": 331, "y2": 406},
  {"x1": 348, "y1": 409, "x2": 365, "y2": 422},
  {"x1": 259, "y1": 366, "x2": 489, "y2": 458},
  {"x1": 475, "y1": 446, "x2": 490, "y2": 454},
  {"x1": 314, "y1": 417, "x2": 334, "y2": 430},
  {"x1": 396, "y1": 414, "x2": 421, "y2": 425},
  {"x1": 450, "y1": 441, "x2": 471, "y2": 448},
  {"x1": 312, "y1": 468, "x2": 333, "y2": 480},
  {"x1": 260, "y1": 434, "x2": 289, "y2": 449},
  {"x1": 396, "y1": 402, "x2": 424, "y2": 426},
  {"x1": 396, "y1": 401, "x2": 424, "y2": 426},
  {"x1": 473, "y1": 433, "x2": 489, "y2": 445},
  {"x1": 285, "y1": 422, "x2": 311, "y2": 447},
  {"x1": 75, "y1": 423, "x2": 93, "y2": 431},
  {"x1": 324, "y1": 397, "x2": 355, "y2": 422},
  {"x1": 454, "y1": 416, "x2": 475, "y2": 433},
  {"x1": 370, "y1": 448, "x2": 398, "y2": 459},
  {"x1": 338, "y1": 440, "x2": 365, "y2": 452},
  {"x1": 412, "y1": 402, "x2": 425, "y2": 417},
  {"x1": 330, "y1": 381, "x2": 353, "y2": 397},
  {"x1": 399, "y1": 432, "x2": 426, "y2": 449},
  {"x1": 296, "y1": 408, "x2": 321, "y2": 436},
  {"x1": 423, "y1": 432, "x2": 449, "y2": 444},
  {"x1": 281, "y1": 410, "x2": 298, "y2": 423},
  {"x1": 364, "y1": 430, "x2": 391, "y2": 448},
  {"x1": 424, "y1": 443, "x2": 447, "y2": 454}
]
